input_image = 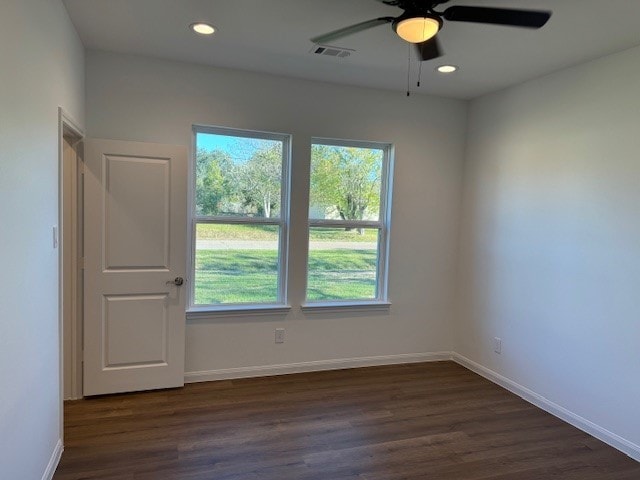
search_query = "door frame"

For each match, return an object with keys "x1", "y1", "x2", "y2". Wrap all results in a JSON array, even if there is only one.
[{"x1": 58, "y1": 108, "x2": 84, "y2": 438}]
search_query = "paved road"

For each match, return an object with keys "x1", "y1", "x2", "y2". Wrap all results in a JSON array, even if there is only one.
[{"x1": 196, "y1": 240, "x2": 377, "y2": 250}]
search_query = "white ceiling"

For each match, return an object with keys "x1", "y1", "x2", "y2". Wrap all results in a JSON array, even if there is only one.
[{"x1": 63, "y1": 0, "x2": 640, "y2": 99}]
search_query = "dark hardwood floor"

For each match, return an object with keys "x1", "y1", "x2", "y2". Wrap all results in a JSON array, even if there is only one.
[{"x1": 54, "y1": 361, "x2": 639, "y2": 479}]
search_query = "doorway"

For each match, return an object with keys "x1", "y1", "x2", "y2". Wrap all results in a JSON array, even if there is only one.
[{"x1": 58, "y1": 113, "x2": 187, "y2": 427}]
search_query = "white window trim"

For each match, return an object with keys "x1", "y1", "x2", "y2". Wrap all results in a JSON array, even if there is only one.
[
  {"x1": 186, "y1": 304, "x2": 292, "y2": 319},
  {"x1": 306, "y1": 137, "x2": 394, "y2": 305},
  {"x1": 189, "y1": 125, "x2": 291, "y2": 311},
  {"x1": 300, "y1": 300, "x2": 391, "y2": 313}
]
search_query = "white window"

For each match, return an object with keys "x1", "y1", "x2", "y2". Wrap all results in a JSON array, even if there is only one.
[
  {"x1": 190, "y1": 126, "x2": 290, "y2": 309},
  {"x1": 306, "y1": 138, "x2": 393, "y2": 305}
]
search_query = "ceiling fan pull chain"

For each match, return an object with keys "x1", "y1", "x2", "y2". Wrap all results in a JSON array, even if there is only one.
[
  {"x1": 418, "y1": 18, "x2": 426, "y2": 87},
  {"x1": 406, "y1": 43, "x2": 411, "y2": 96}
]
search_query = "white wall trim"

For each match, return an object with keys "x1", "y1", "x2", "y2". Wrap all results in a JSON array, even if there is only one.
[
  {"x1": 42, "y1": 439, "x2": 63, "y2": 480},
  {"x1": 451, "y1": 353, "x2": 640, "y2": 462},
  {"x1": 58, "y1": 108, "x2": 85, "y2": 440},
  {"x1": 185, "y1": 351, "x2": 453, "y2": 383}
]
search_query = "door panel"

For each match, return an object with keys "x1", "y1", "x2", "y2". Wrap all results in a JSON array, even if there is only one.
[
  {"x1": 104, "y1": 155, "x2": 170, "y2": 269},
  {"x1": 103, "y1": 294, "x2": 168, "y2": 368},
  {"x1": 83, "y1": 139, "x2": 187, "y2": 396}
]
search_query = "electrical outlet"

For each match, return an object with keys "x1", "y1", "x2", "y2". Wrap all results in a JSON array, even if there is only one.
[
  {"x1": 275, "y1": 328, "x2": 285, "y2": 344},
  {"x1": 494, "y1": 337, "x2": 502, "y2": 354}
]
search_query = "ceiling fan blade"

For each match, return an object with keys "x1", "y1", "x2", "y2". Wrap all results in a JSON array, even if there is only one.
[
  {"x1": 311, "y1": 17, "x2": 394, "y2": 44},
  {"x1": 373, "y1": 0, "x2": 450, "y2": 5},
  {"x1": 415, "y1": 36, "x2": 443, "y2": 61},
  {"x1": 443, "y1": 6, "x2": 551, "y2": 29}
]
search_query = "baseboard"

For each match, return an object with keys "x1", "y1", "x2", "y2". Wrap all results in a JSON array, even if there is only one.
[
  {"x1": 185, "y1": 351, "x2": 638, "y2": 462},
  {"x1": 451, "y1": 353, "x2": 640, "y2": 462},
  {"x1": 185, "y1": 351, "x2": 453, "y2": 383},
  {"x1": 42, "y1": 439, "x2": 63, "y2": 480}
]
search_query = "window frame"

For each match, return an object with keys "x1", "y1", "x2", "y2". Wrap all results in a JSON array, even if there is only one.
[
  {"x1": 304, "y1": 137, "x2": 394, "y2": 307},
  {"x1": 188, "y1": 125, "x2": 291, "y2": 312}
]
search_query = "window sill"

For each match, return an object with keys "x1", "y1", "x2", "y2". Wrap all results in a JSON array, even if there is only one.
[
  {"x1": 186, "y1": 304, "x2": 292, "y2": 320},
  {"x1": 301, "y1": 301, "x2": 391, "y2": 314}
]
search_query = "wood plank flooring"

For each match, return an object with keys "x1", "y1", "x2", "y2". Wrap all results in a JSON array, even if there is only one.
[{"x1": 54, "y1": 361, "x2": 639, "y2": 479}]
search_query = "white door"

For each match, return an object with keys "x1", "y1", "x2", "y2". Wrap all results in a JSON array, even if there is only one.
[{"x1": 83, "y1": 139, "x2": 187, "y2": 396}]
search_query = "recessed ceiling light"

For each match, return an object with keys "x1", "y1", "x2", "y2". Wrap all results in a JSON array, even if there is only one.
[
  {"x1": 190, "y1": 23, "x2": 215, "y2": 35},
  {"x1": 436, "y1": 65, "x2": 458, "y2": 74}
]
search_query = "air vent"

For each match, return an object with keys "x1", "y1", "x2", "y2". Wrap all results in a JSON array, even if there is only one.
[{"x1": 310, "y1": 45, "x2": 354, "y2": 58}]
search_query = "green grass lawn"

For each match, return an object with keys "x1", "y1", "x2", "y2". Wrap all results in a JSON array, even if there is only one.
[{"x1": 195, "y1": 248, "x2": 377, "y2": 304}]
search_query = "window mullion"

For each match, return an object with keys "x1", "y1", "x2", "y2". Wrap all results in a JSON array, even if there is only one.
[
  {"x1": 195, "y1": 216, "x2": 281, "y2": 226},
  {"x1": 309, "y1": 219, "x2": 382, "y2": 229}
]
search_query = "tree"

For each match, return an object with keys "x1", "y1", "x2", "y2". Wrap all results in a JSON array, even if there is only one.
[
  {"x1": 195, "y1": 148, "x2": 232, "y2": 215},
  {"x1": 237, "y1": 143, "x2": 282, "y2": 218},
  {"x1": 310, "y1": 145, "x2": 382, "y2": 223}
]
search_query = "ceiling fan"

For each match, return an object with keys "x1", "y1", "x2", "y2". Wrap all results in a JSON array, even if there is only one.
[{"x1": 310, "y1": 0, "x2": 552, "y2": 61}]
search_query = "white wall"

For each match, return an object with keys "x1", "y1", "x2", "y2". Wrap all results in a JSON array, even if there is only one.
[
  {"x1": 0, "y1": 1, "x2": 84, "y2": 479},
  {"x1": 457, "y1": 45, "x2": 640, "y2": 455},
  {"x1": 86, "y1": 51, "x2": 467, "y2": 376}
]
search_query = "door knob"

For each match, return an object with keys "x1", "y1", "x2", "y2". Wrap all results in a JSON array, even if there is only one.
[{"x1": 166, "y1": 276, "x2": 184, "y2": 286}]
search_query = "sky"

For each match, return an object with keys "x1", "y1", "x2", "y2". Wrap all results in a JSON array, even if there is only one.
[
  {"x1": 197, "y1": 132, "x2": 238, "y2": 153},
  {"x1": 197, "y1": 132, "x2": 278, "y2": 163}
]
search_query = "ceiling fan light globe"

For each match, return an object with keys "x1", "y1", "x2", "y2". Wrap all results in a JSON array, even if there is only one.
[{"x1": 395, "y1": 17, "x2": 440, "y2": 43}]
